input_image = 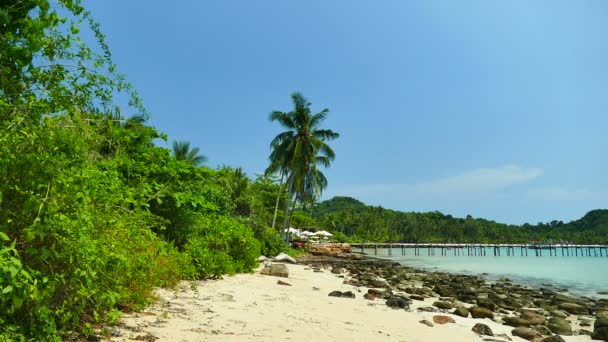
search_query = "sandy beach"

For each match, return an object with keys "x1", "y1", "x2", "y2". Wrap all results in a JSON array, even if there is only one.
[{"x1": 106, "y1": 262, "x2": 594, "y2": 342}]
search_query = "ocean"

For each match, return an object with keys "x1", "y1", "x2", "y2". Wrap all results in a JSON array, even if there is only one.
[{"x1": 363, "y1": 247, "x2": 608, "y2": 299}]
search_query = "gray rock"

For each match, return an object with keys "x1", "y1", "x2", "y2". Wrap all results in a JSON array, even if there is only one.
[
  {"x1": 547, "y1": 317, "x2": 573, "y2": 336},
  {"x1": 453, "y1": 306, "x2": 470, "y2": 318},
  {"x1": 341, "y1": 291, "x2": 355, "y2": 299},
  {"x1": 470, "y1": 306, "x2": 494, "y2": 319},
  {"x1": 328, "y1": 291, "x2": 343, "y2": 297},
  {"x1": 511, "y1": 327, "x2": 541, "y2": 341},
  {"x1": 472, "y1": 323, "x2": 494, "y2": 336},
  {"x1": 260, "y1": 263, "x2": 289, "y2": 278},
  {"x1": 433, "y1": 301, "x2": 455, "y2": 310}
]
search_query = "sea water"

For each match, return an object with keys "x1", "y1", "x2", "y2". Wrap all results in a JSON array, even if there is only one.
[{"x1": 364, "y1": 247, "x2": 608, "y2": 298}]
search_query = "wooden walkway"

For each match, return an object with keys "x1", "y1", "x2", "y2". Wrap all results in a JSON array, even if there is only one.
[{"x1": 349, "y1": 243, "x2": 608, "y2": 257}]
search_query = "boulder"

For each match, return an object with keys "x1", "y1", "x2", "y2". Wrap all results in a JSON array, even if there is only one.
[
  {"x1": 541, "y1": 335, "x2": 566, "y2": 342},
  {"x1": 433, "y1": 301, "x2": 455, "y2": 310},
  {"x1": 410, "y1": 294, "x2": 425, "y2": 301},
  {"x1": 534, "y1": 325, "x2": 553, "y2": 336},
  {"x1": 596, "y1": 317, "x2": 608, "y2": 329},
  {"x1": 386, "y1": 296, "x2": 409, "y2": 310},
  {"x1": 432, "y1": 315, "x2": 455, "y2": 324},
  {"x1": 547, "y1": 317, "x2": 573, "y2": 336},
  {"x1": 558, "y1": 302, "x2": 588, "y2": 315},
  {"x1": 592, "y1": 327, "x2": 608, "y2": 341},
  {"x1": 260, "y1": 263, "x2": 289, "y2": 278},
  {"x1": 511, "y1": 327, "x2": 541, "y2": 341},
  {"x1": 477, "y1": 297, "x2": 498, "y2": 311},
  {"x1": 341, "y1": 291, "x2": 356, "y2": 299},
  {"x1": 471, "y1": 323, "x2": 494, "y2": 336},
  {"x1": 453, "y1": 306, "x2": 470, "y2": 318},
  {"x1": 503, "y1": 316, "x2": 531, "y2": 327},
  {"x1": 521, "y1": 311, "x2": 546, "y2": 325},
  {"x1": 470, "y1": 306, "x2": 494, "y2": 319},
  {"x1": 551, "y1": 310, "x2": 569, "y2": 319},
  {"x1": 434, "y1": 285, "x2": 456, "y2": 297},
  {"x1": 328, "y1": 291, "x2": 343, "y2": 297}
]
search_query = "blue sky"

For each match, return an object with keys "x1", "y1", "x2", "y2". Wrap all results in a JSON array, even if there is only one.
[{"x1": 84, "y1": 1, "x2": 608, "y2": 225}]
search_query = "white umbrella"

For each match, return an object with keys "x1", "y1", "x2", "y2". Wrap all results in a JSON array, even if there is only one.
[{"x1": 315, "y1": 230, "x2": 333, "y2": 237}]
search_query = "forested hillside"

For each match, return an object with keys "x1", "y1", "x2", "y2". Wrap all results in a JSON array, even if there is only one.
[{"x1": 314, "y1": 197, "x2": 608, "y2": 244}]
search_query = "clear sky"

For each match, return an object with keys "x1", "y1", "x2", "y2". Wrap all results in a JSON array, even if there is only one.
[{"x1": 83, "y1": 1, "x2": 607, "y2": 225}]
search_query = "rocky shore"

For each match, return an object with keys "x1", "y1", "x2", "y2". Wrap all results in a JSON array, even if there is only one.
[{"x1": 297, "y1": 247, "x2": 608, "y2": 341}]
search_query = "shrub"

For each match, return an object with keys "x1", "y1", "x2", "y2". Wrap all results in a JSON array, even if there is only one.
[
  {"x1": 260, "y1": 228, "x2": 288, "y2": 257},
  {"x1": 184, "y1": 215, "x2": 260, "y2": 278}
]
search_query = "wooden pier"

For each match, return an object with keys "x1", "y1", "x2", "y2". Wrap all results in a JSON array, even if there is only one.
[{"x1": 348, "y1": 243, "x2": 608, "y2": 257}]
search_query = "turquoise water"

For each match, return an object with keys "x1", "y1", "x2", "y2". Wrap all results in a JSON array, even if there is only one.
[{"x1": 364, "y1": 247, "x2": 608, "y2": 299}]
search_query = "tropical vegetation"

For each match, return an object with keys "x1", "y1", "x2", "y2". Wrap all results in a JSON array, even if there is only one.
[
  {"x1": 314, "y1": 196, "x2": 608, "y2": 244},
  {"x1": 0, "y1": 1, "x2": 290, "y2": 340},
  {"x1": 265, "y1": 92, "x2": 339, "y2": 239}
]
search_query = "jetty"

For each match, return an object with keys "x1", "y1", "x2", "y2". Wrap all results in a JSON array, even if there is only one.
[{"x1": 348, "y1": 243, "x2": 608, "y2": 257}]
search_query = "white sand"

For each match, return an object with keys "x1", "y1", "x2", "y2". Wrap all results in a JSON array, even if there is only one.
[{"x1": 107, "y1": 264, "x2": 593, "y2": 342}]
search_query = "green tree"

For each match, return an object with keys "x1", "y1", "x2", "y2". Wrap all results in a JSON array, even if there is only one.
[
  {"x1": 267, "y1": 92, "x2": 339, "y2": 238},
  {"x1": 172, "y1": 140, "x2": 207, "y2": 166}
]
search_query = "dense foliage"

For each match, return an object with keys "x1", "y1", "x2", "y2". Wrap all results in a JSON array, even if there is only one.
[
  {"x1": 315, "y1": 197, "x2": 608, "y2": 244},
  {"x1": 0, "y1": 1, "x2": 289, "y2": 340}
]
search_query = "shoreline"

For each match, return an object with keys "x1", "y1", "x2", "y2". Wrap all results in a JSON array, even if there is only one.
[
  {"x1": 104, "y1": 252, "x2": 607, "y2": 341},
  {"x1": 353, "y1": 249, "x2": 608, "y2": 301}
]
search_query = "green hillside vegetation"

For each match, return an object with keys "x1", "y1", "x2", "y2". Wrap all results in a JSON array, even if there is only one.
[{"x1": 314, "y1": 197, "x2": 608, "y2": 244}]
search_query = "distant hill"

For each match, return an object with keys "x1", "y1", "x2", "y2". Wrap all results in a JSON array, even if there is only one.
[{"x1": 313, "y1": 196, "x2": 608, "y2": 244}]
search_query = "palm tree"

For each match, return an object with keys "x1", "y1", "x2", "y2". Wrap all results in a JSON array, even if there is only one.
[
  {"x1": 267, "y1": 92, "x2": 339, "y2": 238},
  {"x1": 172, "y1": 140, "x2": 207, "y2": 166}
]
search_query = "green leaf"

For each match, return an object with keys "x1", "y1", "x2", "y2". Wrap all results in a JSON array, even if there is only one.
[
  {"x1": 2, "y1": 285, "x2": 13, "y2": 294},
  {"x1": 0, "y1": 231, "x2": 8, "y2": 241}
]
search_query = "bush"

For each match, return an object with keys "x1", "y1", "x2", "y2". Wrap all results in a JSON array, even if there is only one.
[
  {"x1": 184, "y1": 215, "x2": 260, "y2": 278},
  {"x1": 260, "y1": 228, "x2": 288, "y2": 257}
]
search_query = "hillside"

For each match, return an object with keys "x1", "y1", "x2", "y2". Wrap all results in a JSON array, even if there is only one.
[{"x1": 313, "y1": 197, "x2": 608, "y2": 244}]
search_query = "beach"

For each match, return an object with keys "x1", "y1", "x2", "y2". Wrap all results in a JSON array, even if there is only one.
[{"x1": 105, "y1": 258, "x2": 601, "y2": 342}]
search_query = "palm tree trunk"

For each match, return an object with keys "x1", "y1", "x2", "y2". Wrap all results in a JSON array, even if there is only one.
[
  {"x1": 271, "y1": 172, "x2": 284, "y2": 230},
  {"x1": 287, "y1": 198, "x2": 297, "y2": 228},
  {"x1": 282, "y1": 185, "x2": 293, "y2": 241}
]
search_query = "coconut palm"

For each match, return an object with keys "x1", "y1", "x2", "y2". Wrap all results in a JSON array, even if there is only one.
[
  {"x1": 172, "y1": 140, "x2": 207, "y2": 166},
  {"x1": 267, "y1": 92, "x2": 339, "y2": 238}
]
